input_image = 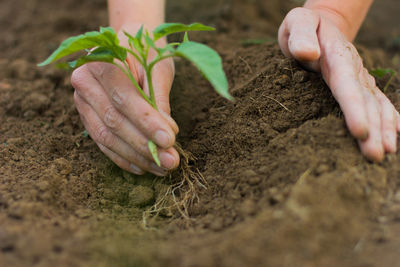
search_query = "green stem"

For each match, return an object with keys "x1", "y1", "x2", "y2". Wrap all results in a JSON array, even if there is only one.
[
  {"x1": 145, "y1": 66, "x2": 157, "y2": 110},
  {"x1": 126, "y1": 49, "x2": 145, "y2": 66},
  {"x1": 148, "y1": 54, "x2": 175, "y2": 70},
  {"x1": 113, "y1": 61, "x2": 153, "y2": 106},
  {"x1": 383, "y1": 71, "x2": 396, "y2": 93}
]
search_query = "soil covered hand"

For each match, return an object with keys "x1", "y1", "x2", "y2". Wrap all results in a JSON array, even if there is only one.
[
  {"x1": 278, "y1": 7, "x2": 400, "y2": 162},
  {"x1": 72, "y1": 23, "x2": 179, "y2": 176}
]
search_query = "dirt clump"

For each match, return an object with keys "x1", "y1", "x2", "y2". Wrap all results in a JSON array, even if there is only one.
[{"x1": 1, "y1": 0, "x2": 400, "y2": 267}]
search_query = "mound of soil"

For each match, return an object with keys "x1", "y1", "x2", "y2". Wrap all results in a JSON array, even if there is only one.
[{"x1": 1, "y1": 0, "x2": 400, "y2": 267}]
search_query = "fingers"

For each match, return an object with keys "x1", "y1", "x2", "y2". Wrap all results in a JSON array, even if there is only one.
[
  {"x1": 86, "y1": 62, "x2": 176, "y2": 149},
  {"x1": 375, "y1": 88, "x2": 398, "y2": 153},
  {"x1": 357, "y1": 88, "x2": 384, "y2": 162},
  {"x1": 318, "y1": 18, "x2": 370, "y2": 141},
  {"x1": 278, "y1": 8, "x2": 321, "y2": 71},
  {"x1": 72, "y1": 66, "x2": 149, "y2": 159},
  {"x1": 317, "y1": 18, "x2": 399, "y2": 162},
  {"x1": 71, "y1": 65, "x2": 180, "y2": 175},
  {"x1": 74, "y1": 90, "x2": 173, "y2": 176}
]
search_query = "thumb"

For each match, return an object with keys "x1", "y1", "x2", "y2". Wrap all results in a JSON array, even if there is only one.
[
  {"x1": 279, "y1": 8, "x2": 321, "y2": 70},
  {"x1": 144, "y1": 58, "x2": 179, "y2": 135}
]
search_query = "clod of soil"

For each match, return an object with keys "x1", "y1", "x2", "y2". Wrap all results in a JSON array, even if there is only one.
[{"x1": 1, "y1": 0, "x2": 400, "y2": 267}]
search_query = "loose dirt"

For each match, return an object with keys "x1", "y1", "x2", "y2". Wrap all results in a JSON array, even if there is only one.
[{"x1": 1, "y1": 0, "x2": 400, "y2": 266}]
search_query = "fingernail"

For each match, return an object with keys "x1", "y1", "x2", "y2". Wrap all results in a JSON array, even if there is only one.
[
  {"x1": 154, "y1": 130, "x2": 172, "y2": 148},
  {"x1": 159, "y1": 151, "x2": 177, "y2": 170},
  {"x1": 130, "y1": 163, "x2": 144, "y2": 175},
  {"x1": 151, "y1": 163, "x2": 168, "y2": 176}
]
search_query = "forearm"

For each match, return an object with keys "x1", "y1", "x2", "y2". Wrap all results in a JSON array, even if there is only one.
[
  {"x1": 304, "y1": 0, "x2": 373, "y2": 41},
  {"x1": 108, "y1": 0, "x2": 165, "y2": 31}
]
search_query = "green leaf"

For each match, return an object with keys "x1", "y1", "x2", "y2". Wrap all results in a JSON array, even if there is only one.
[
  {"x1": 144, "y1": 34, "x2": 156, "y2": 50},
  {"x1": 175, "y1": 41, "x2": 232, "y2": 100},
  {"x1": 241, "y1": 38, "x2": 276, "y2": 47},
  {"x1": 370, "y1": 68, "x2": 396, "y2": 78},
  {"x1": 153, "y1": 23, "x2": 215, "y2": 41},
  {"x1": 183, "y1": 32, "x2": 189, "y2": 43},
  {"x1": 124, "y1": 31, "x2": 144, "y2": 55},
  {"x1": 63, "y1": 47, "x2": 117, "y2": 70},
  {"x1": 148, "y1": 141, "x2": 161, "y2": 167},
  {"x1": 38, "y1": 27, "x2": 126, "y2": 66},
  {"x1": 135, "y1": 25, "x2": 144, "y2": 40}
]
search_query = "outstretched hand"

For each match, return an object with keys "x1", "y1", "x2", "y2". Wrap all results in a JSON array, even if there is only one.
[
  {"x1": 72, "y1": 23, "x2": 180, "y2": 176},
  {"x1": 279, "y1": 7, "x2": 400, "y2": 162}
]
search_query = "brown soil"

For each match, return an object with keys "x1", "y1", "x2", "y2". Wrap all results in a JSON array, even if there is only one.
[{"x1": 1, "y1": 0, "x2": 400, "y2": 266}]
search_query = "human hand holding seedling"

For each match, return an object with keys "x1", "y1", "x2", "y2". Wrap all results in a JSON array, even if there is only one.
[
  {"x1": 279, "y1": 0, "x2": 400, "y2": 162},
  {"x1": 39, "y1": 21, "x2": 231, "y2": 176},
  {"x1": 70, "y1": 23, "x2": 178, "y2": 176}
]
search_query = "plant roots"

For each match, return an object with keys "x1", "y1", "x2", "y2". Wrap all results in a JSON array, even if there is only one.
[{"x1": 142, "y1": 143, "x2": 207, "y2": 228}]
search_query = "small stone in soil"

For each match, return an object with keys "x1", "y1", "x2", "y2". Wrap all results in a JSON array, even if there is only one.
[{"x1": 129, "y1": 185, "x2": 155, "y2": 207}]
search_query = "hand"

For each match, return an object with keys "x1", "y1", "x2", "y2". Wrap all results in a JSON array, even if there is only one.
[
  {"x1": 71, "y1": 23, "x2": 180, "y2": 176},
  {"x1": 278, "y1": 7, "x2": 400, "y2": 162}
]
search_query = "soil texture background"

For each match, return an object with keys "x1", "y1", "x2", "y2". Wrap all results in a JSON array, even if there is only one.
[{"x1": 1, "y1": 0, "x2": 400, "y2": 266}]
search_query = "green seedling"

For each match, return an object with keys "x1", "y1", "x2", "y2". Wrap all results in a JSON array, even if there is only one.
[
  {"x1": 39, "y1": 23, "x2": 232, "y2": 166},
  {"x1": 241, "y1": 38, "x2": 276, "y2": 47},
  {"x1": 370, "y1": 68, "x2": 397, "y2": 93}
]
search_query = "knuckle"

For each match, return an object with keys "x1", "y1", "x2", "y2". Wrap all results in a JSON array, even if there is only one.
[
  {"x1": 95, "y1": 126, "x2": 114, "y2": 147},
  {"x1": 87, "y1": 62, "x2": 108, "y2": 79},
  {"x1": 110, "y1": 89, "x2": 125, "y2": 108},
  {"x1": 104, "y1": 105, "x2": 123, "y2": 130},
  {"x1": 286, "y1": 7, "x2": 316, "y2": 23},
  {"x1": 287, "y1": 7, "x2": 307, "y2": 18},
  {"x1": 137, "y1": 107, "x2": 155, "y2": 132},
  {"x1": 71, "y1": 66, "x2": 88, "y2": 90}
]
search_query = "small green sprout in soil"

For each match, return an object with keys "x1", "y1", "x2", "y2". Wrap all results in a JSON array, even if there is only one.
[
  {"x1": 370, "y1": 68, "x2": 397, "y2": 93},
  {"x1": 39, "y1": 23, "x2": 232, "y2": 166},
  {"x1": 241, "y1": 38, "x2": 276, "y2": 47}
]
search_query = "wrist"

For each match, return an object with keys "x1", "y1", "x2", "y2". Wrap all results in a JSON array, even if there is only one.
[{"x1": 108, "y1": 0, "x2": 165, "y2": 32}]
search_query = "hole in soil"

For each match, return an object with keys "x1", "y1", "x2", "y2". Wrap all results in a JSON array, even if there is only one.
[
  {"x1": 2, "y1": 245, "x2": 15, "y2": 253},
  {"x1": 268, "y1": 197, "x2": 278, "y2": 206},
  {"x1": 53, "y1": 245, "x2": 63, "y2": 253}
]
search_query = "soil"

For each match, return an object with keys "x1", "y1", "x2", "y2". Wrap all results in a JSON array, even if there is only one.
[{"x1": 1, "y1": 0, "x2": 400, "y2": 266}]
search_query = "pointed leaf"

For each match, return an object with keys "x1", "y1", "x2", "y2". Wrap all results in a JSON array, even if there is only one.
[
  {"x1": 148, "y1": 141, "x2": 161, "y2": 167},
  {"x1": 38, "y1": 27, "x2": 126, "y2": 66},
  {"x1": 175, "y1": 41, "x2": 232, "y2": 100},
  {"x1": 65, "y1": 47, "x2": 117, "y2": 69},
  {"x1": 135, "y1": 25, "x2": 144, "y2": 40},
  {"x1": 370, "y1": 68, "x2": 396, "y2": 78},
  {"x1": 153, "y1": 23, "x2": 215, "y2": 41},
  {"x1": 124, "y1": 31, "x2": 144, "y2": 55},
  {"x1": 183, "y1": 32, "x2": 189, "y2": 43}
]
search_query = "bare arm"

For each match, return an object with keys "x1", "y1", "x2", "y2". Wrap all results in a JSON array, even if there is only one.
[{"x1": 108, "y1": 0, "x2": 165, "y2": 31}]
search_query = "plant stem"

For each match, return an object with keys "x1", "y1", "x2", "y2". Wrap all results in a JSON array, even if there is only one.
[
  {"x1": 145, "y1": 66, "x2": 157, "y2": 110},
  {"x1": 113, "y1": 61, "x2": 153, "y2": 106},
  {"x1": 126, "y1": 49, "x2": 144, "y2": 66},
  {"x1": 383, "y1": 71, "x2": 396, "y2": 93},
  {"x1": 148, "y1": 54, "x2": 175, "y2": 70}
]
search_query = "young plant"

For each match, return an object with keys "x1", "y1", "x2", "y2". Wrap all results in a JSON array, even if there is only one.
[
  {"x1": 370, "y1": 68, "x2": 397, "y2": 93},
  {"x1": 39, "y1": 23, "x2": 232, "y2": 166}
]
